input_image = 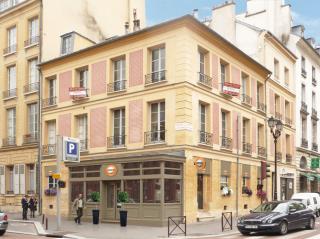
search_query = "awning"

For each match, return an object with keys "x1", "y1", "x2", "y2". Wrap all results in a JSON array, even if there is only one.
[{"x1": 300, "y1": 172, "x2": 320, "y2": 181}]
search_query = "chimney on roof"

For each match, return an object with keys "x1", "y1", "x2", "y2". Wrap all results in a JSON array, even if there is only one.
[
  {"x1": 306, "y1": 38, "x2": 316, "y2": 48},
  {"x1": 125, "y1": 22, "x2": 130, "y2": 34},
  {"x1": 133, "y1": 9, "x2": 140, "y2": 32},
  {"x1": 291, "y1": 25, "x2": 305, "y2": 37},
  {"x1": 192, "y1": 9, "x2": 199, "y2": 19}
]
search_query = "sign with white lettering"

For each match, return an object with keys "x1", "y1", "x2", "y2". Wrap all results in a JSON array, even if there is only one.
[
  {"x1": 222, "y1": 82, "x2": 241, "y2": 96},
  {"x1": 175, "y1": 122, "x2": 193, "y2": 131},
  {"x1": 69, "y1": 87, "x2": 87, "y2": 98},
  {"x1": 62, "y1": 137, "x2": 80, "y2": 162}
]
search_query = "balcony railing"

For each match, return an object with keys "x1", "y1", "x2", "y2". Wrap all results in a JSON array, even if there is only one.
[
  {"x1": 301, "y1": 101, "x2": 308, "y2": 113},
  {"x1": 24, "y1": 82, "x2": 39, "y2": 93},
  {"x1": 301, "y1": 68, "x2": 307, "y2": 78},
  {"x1": 241, "y1": 94, "x2": 252, "y2": 106},
  {"x1": 144, "y1": 130, "x2": 166, "y2": 144},
  {"x1": 312, "y1": 108, "x2": 318, "y2": 119},
  {"x1": 286, "y1": 154, "x2": 292, "y2": 163},
  {"x1": 198, "y1": 72, "x2": 212, "y2": 88},
  {"x1": 199, "y1": 131, "x2": 213, "y2": 146},
  {"x1": 23, "y1": 134, "x2": 38, "y2": 144},
  {"x1": 107, "y1": 80, "x2": 126, "y2": 93},
  {"x1": 257, "y1": 101, "x2": 266, "y2": 113},
  {"x1": 301, "y1": 138, "x2": 308, "y2": 148},
  {"x1": 312, "y1": 143, "x2": 318, "y2": 152},
  {"x1": 2, "y1": 137, "x2": 16, "y2": 147},
  {"x1": 276, "y1": 152, "x2": 282, "y2": 161},
  {"x1": 313, "y1": 78, "x2": 317, "y2": 86},
  {"x1": 24, "y1": 36, "x2": 39, "y2": 47},
  {"x1": 285, "y1": 117, "x2": 292, "y2": 126},
  {"x1": 221, "y1": 136, "x2": 232, "y2": 150},
  {"x1": 42, "y1": 96, "x2": 57, "y2": 108},
  {"x1": 3, "y1": 44, "x2": 17, "y2": 55},
  {"x1": 145, "y1": 70, "x2": 166, "y2": 85},
  {"x1": 275, "y1": 112, "x2": 282, "y2": 120},
  {"x1": 3, "y1": 88, "x2": 17, "y2": 99},
  {"x1": 107, "y1": 135, "x2": 126, "y2": 148},
  {"x1": 80, "y1": 139, "x2": 88, "y2": 151},
  {"x1": 242, "y1": 142, "x2": 252, "y2": 154},
  {"x1": 257, "y1": 146, "x2": 266, "y2": 158},
  {"x1": 70, "y1": 88, "x2": 89, "y2": 100},
  {"x1": 6, "y1": 191, "x2": 14, "y2": 195},
  {"x1": 42, "y1": 144, "x2": 56, "y2": 156}
]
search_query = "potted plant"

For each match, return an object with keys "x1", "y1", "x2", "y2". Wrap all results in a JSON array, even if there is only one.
[
  {"x1": 44, "y1": 188, "x2": 57, "y2": 196},
  {"x1": 242, "y1": 186, "x2": 253, "y2": 196},
  {"x1": 257, "y1": 189, "x2": 267, "y2": 200},
  {"x1": 117, "y1": 191, "x2": 129, "y2": 227},
  {"x1": 220, "y1": 186, "x2": 232, "y2": 196},
  {"x1": 90, "y1": 192, "x2": 100, "y2": 224}
]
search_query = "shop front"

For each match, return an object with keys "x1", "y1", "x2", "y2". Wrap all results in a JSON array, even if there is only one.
[{"x1": 68, "y1": 156, "x2": 184, "y2": 226}]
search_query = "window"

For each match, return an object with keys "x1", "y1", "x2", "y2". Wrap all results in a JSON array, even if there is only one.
[
  {"x1": 14, "y1": 164, "x2": 25, "y2": 194},
  {"x1": 28, "y1": 103, "x2": 38, "y2": 137},
  {"x1": 143, "y1": 179, "x2": 161, "y2": 203},
  {"x1": 301, "y1": 84, "x2": 306, "y2": 102},
  {"x1": 221, "y1": 111, "x2": 228, "y2": 138},
  {"x1": 312, "y1": 92, "x2": 316, "y2": 109},
  {"x1": 7, "y1": 65, "x2": 16, "y2": 92},
  {"x1": 286, "y1": 134, "x2": 290, "y2": 155},
  {"x1": 220, "y1": 176, "x2": 228, "y2": 188},
  {"x1": 165, "y1": 179, "x2": 181, "y2": 203},
  {"x1": 151, "y1": 47, "x2": 165, "y2": 82},
  {"x1": 312, "y1": 120, "x2": 317, "y2": 144},
  {"x1": 220, "y1": 61, "x2": 229, "y2": 84},
  {"x1": 242, "y1": 118, "x2": 250, "y2": 143},
  {"x1": 86, "y1": 181, "x2": 100, "y2": 202},
  {"x1": 46, "y1": 120, "x2": 56, "y2": 155},
  {"x1": 48, "y1": 176, "x2": 57, "y2": 189},
  {"x1": 274, "y1": 58, "x2": 279, "y2": 80},
  {"x1": 28, "y1": 164, "x2": 35, "y2": 193},
  {"x1": 28, "y1": 58, "x2": 39, "y2": 87},
  {"x1": 150, "y1": 102, "x2": 165, "y2": 142},
  {"x1": 199, "y1": 51, "x2": 205, "y2": 75},
  {"x1": 284, "y1": 67, "x2": 289, "y2": 86},
  {"x1": 113, "y1": 58, "x2": 126, "y2": 91},
  {"x1": 312, "y1": 66, "x2": 316, "y2": 82},
  {"x1": 7, "y1": 108, "x2": 16, "y2": 142},
  {"x1": 8, "y1": 166, "x2": 14, "y2": 193},
  {"x1": 28, "y1": 17, "x2": 39, "y2": 43},
  {"x1": 61, "y1": 34, "x2": 73, "y2": 55},
  {"x1": 242, "y1": 177, "x2": 249, "y2": 190},
  {"x1": 199, "y1": 103, "x2": 206, "y2": 133},
  {"x1": 0, "y1": 166, "x2": 4, "y2": 194},
  {"x1": 78, "y1": 68, "x2": 88, "y2": 89},
  {"x1": 275, "y1": 94, "x2": 280, "y2": 115},
  {"x1": 7, "y1": 26, "x2": 16, "y2": 48},
  {"x1": 0, "y1": 0, "x2": 18, "y2": 12},
  {"x1": 70, "y1": 181, "x2": 83, "y2": 202},
  {"x1": 124, "y1": 180, "x2": 140, "y2": 203},
  {"x1": 77, "y1": 115, "x2": 88, "y2": 151},
  {"x1": 113, "y1": 108, "x2": 125, "y2": 146},
  {"x1": 48, "y1": 78, "x2": 56, "y2": 98},
  {"x1": 301, "y1": 57, "x2": 306, "y2": 76},
  {"x1": 257, "y1": 123, "x2": 264, "y2": 147},
  {"x1": 241, "y1": 73, "x2": 249, "y2": 96},
  {"x1": 301, "y1": 116, "x2": 307, "y2": 139}
]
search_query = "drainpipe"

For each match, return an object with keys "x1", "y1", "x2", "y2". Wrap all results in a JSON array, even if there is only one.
[
  {"x1": 37, "y1": 0, "x2": 44, "y2": 215},
  {"x1": 236, "y1": 114, "x2": 240, "y2": 217},
  {"x1": 265, "y1": 73, "x2": 272, "y2": 201}
]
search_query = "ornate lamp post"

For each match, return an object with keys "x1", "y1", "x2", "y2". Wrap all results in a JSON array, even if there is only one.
[{"x1": 268, "y1": 116, "x2": 283, "y2": 201}]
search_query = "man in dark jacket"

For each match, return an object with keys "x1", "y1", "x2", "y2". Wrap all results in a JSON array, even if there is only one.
[{"x1": 21, "y1": 195, "x2": 28, "y2": 220}]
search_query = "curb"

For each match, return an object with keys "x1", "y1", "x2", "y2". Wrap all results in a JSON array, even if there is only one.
[
  {"x1": 159, "y1": 231, "x2": 239, "y2": 239},
  {"x1": 63, "y1": 234, "x2": 94, "y2": 239},
  {"x1": 7, "y1": 230, "x2": 38, "y2": 236}
]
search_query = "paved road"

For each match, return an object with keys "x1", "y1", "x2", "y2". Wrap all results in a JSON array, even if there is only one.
[{"x1": 3, "y1": 232, "x2": 45, "y2": 238}]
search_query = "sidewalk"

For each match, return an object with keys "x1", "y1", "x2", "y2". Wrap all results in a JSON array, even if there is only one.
[{"x1": 7, "y1": 212, "x2": 238, "y2": 239}]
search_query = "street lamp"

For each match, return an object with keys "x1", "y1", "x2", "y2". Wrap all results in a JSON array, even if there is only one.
[{"x1": 268, "y1": 116, "x2": 283, "y2": 201}]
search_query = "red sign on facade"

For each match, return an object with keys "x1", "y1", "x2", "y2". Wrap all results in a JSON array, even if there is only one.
[
  {"x1": 222, "y1": 82, "x2": 241, "y2": 96},
  {"x1": 69, "y1": 87, "x2": 87, "y2": 98}
]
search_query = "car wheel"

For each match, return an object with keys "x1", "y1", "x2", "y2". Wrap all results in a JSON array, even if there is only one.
[
  {"x1": 279, "y1": 221, "x2": 288, "y2": 235},
  {"x1": 0, "y1": 230, "x2": 6, "y2": 236},
  {"x1": 306, "y1": 217, "x2": 315, "y2": 230},
  {"x1": 239, "y1": 231, "x2": 250, "y2": 236}
]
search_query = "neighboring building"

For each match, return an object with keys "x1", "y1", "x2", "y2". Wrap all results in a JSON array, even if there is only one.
[
  {"x1": 207, "y1": 0, "x2": 297, "y2": 201},
  {"x1": 39, "y1": 15, "x2": 271, "y2": 225},
  {"x1": 0, "y1": 0, "x2": 145, "y2": 212},
  {"x1": 216, "y1": 0, "x2": 320, "y2": 193}
]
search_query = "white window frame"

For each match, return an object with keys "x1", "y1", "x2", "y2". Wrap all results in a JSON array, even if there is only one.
[
  {"x1": 150, "y1": 102, "x2": 165, "y2": 142},
  {"x1": 7, "y1": 108, "x2": 16, "y2": 139},
  {"x1": 28, "y1": 58, "x2": 39, "y2": 85},
  {"x1": 113, "y1": 108, "x2": 125, "y2": 146},
  {"x1": 28, "y1": 17, "x2": 39, "y2": 39},
  {"x1": 7, "y1": 26, "x2": 16, "y2": 48},
  {"x1": 8, "y1": 65, "x2": 16, "y2": 90},
  {"x1": 28, "y1": 103, "x2": 38, "y2": 137}
]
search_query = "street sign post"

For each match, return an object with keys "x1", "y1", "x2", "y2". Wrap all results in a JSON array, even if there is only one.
[{"x1": 56, "y1": 136, "x2": 80, "y2": 231}]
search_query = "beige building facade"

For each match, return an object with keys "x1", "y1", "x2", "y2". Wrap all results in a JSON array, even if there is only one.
[
  {"x1": 0, "y1": 0, "x2": 145, "y2": 212},
  {"x1": 39, "y1": 16, "x2": 275, "y2": 225}
]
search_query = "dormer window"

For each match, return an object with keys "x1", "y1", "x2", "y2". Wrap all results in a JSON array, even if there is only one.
[{"x1": 61, "y1": 34, "x2": 74, "y2": 55}]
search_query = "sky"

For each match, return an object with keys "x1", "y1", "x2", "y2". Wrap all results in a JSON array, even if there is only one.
[{"x1": 146, "y1": 0, "x2": 320, "y2": 43}]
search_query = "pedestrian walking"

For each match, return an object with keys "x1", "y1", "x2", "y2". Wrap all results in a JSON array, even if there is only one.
[
  {"x1": 21, "y1": 195, "x2": 29, "y2": 220},
  {"x1": 29, "y1": 196, "x2": 37, "y2": 218},
  {"x1": 73, "y1": 194, "x2": 84, "y2": 224}
]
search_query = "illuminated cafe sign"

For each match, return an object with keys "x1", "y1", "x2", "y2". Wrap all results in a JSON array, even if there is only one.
[
  {"x1": 222, "y1": 82, "x2": 241, "y2": 96},
  {"x1": 104, "y1": 164, "x2": 118, "y2": 177},
  {"x1": 69, "y1": 87, "x2": 87, "y2": 98}
]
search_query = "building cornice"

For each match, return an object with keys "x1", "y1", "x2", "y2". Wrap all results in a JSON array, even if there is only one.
[{"x1": 0, "y1": 0, "x2": 38, "y2": 20}]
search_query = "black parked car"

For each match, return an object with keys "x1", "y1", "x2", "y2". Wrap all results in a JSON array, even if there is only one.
[{"x1": 237, "y1": 200, "x2": 316, "y2": 235}]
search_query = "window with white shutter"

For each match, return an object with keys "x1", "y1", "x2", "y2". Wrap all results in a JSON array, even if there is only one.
[
  {"x1": 8, "y1": 65, "x2": 16, "y2": 90},
  {"x1": 0, "y1": 166, "x2": 5, "y2": 194},
  {"x1": 19, "y1": 164, "x2": 25, "y2": 194},
  {"x1": 28, "y1": 103, "x2": 38, "y2": 137},
  {"x1": 14, "y1": 165, "x2": 19, "y2": 194},
  {"x1": 29, "y1": 165, "x2": 35, "y2": 193},
  {"x1": 77, "y1": 115, "x2": 88, "y2": 151},
  {"x1": 29, "y1": 58, "x2": 39, "y2": 85}
]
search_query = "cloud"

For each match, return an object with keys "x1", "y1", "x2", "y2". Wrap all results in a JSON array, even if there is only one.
[{"x1": 292, "y1": 11, "x2": 320, "y2": 43}]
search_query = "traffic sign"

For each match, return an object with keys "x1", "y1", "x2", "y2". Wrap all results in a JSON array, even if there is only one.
[
  {"x1": 62, "y1": 137, "x2": 80, "y2": 162},
  {"x1": 52, "y1": 173, "x2": 61, "y2": 179}
]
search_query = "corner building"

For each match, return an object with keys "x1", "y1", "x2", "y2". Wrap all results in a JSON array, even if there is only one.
[{"x1": 40, "y1": 16, "x2": 272, "y2": 225}]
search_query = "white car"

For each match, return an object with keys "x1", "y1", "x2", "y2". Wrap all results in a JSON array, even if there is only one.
[
  {"x1": 291, "y1": 193, "x2": 320, "y2": 217},
  {"x1": 0, "y1": 211, "x2": 8, "y2": 236}
]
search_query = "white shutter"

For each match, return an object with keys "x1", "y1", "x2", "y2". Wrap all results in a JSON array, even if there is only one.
[
  {"x1": 14, "y1": 165, "x2": 19, "y2": 194},
  {"x1": 0, "y1": 166, "x2": 5, "y2": 194},
  {"x1": 19, "y1": 165, "x2": 25, "y2": 195}
]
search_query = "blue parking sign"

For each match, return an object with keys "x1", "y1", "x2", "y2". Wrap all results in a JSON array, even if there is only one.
[
  {"x1": 66, "y1": 141, "x2": 78, "y2": 156},
  {"x1": 62, "y1": 137, "x2": 80, "y2": 162}
]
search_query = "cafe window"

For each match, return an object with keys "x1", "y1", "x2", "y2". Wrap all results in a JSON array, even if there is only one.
[
  {"x1": 71, "y1": 181, "x2": 84, "y2": 202},
  {"x1": 86, "y1": 181, "x2": 100, "y2": 202},
  {"x1": 123, "y1": 162, "x2": 140, "y2": 176},
  {"x1": 124, "y1": 180, "x2": 140, "y2": 203},
  {"x1": 70, "y1": 166, "x2": 100, "y2": 178},
  {"x1": 48, "y1": 176, "x2": 57, "y2": 189},
  {"x1": 165, "y1": 179, "x2": 181, "y2": 203},
  {"x1": 143, "y1": 161, "x2": 161, "y2": 175},
  {"x1": 164, "y1": 161, "x2": 181, "y2": 175},
  {"x1": 143, "y1": 179, "x2": 161, "y2": 203}
]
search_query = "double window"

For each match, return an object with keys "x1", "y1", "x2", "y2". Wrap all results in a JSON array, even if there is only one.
[
  {"x1": 151, "y1": 47, "x2": 165, "y2": 82},
  {"x1": 113, "y1": 58, "x2": 126, "y2": 91},
  {"x1": 61, "y1": 34, "x2": 73, "y2": 55},
  {"x1": 7, "y1": 108, "x2": 16, "y2": 144},
  {"x1": 28, "y1": 58, "x2": 39, "y2": 91},
  {"x1": 7, "y1": 65, "x2": 16, "y2": 97},
  {"x1": 7, "y1": 26, "x2": 16, "y2": 50},
  {"x1": 150, "y1": 102, "x2": 165, "y2": 142},
  {"x1": 28, "y1": 17, "x2": 39, "y2": 41},
  {"x1": 77, "y1": 115, "x2": 88, "y2": 151},
  {"x1": 113, "y1": 108, "x2": 125, "y2": 146},
  {"x1": 79, "y1": 69, "x2": 88, "y2": 89},
  {"x1": 28, "y1": 103, "x2": 38, "y2": 137}
]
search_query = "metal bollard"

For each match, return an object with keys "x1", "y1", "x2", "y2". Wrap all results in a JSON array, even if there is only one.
[
  {"x1": 42, "y1": 214, "x2": 45, "y2": 224},
  {"x1": 45, "y1": 217, "x2": 48, "y2": 230}
]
